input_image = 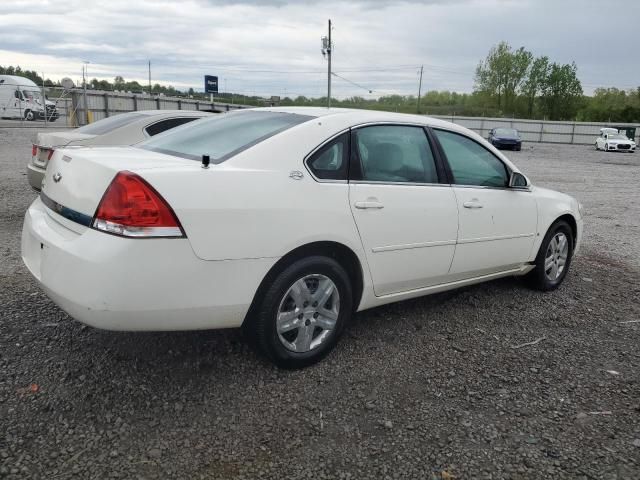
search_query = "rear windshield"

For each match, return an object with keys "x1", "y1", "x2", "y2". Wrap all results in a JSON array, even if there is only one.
[
  {"x1": 77, "y1": 112, "x2": 147, "y2": 135},
  {"x1": 139, "y1": 110, "x2": 314, "y2": 163}
]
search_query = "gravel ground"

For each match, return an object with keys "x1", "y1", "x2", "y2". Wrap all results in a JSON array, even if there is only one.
[{"x1": 1, "y1": 128, "x2": 639, "y2": 480}]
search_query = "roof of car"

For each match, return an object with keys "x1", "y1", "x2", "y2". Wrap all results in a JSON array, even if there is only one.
[
  {"x1": 253, "y1": 106, "x2": 452, "y2": 128},
  {"x1": 133, "y1": 110, "x2": 210, "y2": 117}
]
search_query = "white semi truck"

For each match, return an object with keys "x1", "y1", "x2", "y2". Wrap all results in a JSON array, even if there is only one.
[{"x1": 0, "y1": 75, "x2": 59, "y2": 121}]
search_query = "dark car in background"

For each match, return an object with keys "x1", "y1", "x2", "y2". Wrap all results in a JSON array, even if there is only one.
[{"x1": 488, "y1": 128, "x2": 522, "y2": 151}]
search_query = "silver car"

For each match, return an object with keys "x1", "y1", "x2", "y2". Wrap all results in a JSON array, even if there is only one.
[{"x1": 28, "y1": 110, "x2": 210, "y2": 191}]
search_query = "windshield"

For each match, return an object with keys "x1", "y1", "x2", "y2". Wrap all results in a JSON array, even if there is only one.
[
  {"x1": 139, "y1": 110, "x2": 314, "y2": 163},
  {"x1": 609, "y1": 134, "x2": 628, "y2": 140},
  {"x1": 494, "y1": 128, "x2": 518, "y2": 137},
  {"x1": 77, "y1": 112, "x2": 148, "y2": 135},
  {"x1": 22, "y1": 90, "x2": 42, "y2": 101}
]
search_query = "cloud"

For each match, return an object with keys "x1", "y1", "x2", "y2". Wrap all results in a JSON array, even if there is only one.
[{"x1": 0, "y1": 0, "x2": 637, "y2": 97}]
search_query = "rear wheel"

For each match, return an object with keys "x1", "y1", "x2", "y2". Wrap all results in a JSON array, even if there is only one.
[
  {"x1": 246, "y1": 256, "x2": 353, "y2": 369},
  {"x1": 528, "y1": 220, "x2": 573, "y2": 291}
]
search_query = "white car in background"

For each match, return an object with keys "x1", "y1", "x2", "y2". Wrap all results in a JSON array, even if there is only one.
[
  {"x1": 22, "y1": 108, "x2": 583, "y2": 368},
  {"x1": 595, "y1": 128, "x2": 636, "y2": 152},
  {"x1": 28, "y1": 110, "x2": 210, "y2": 190}
]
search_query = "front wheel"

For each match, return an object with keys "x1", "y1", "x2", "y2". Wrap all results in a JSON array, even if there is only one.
[
  {"x1": 527, "y1": 220, "x2": 573, "y2": 291},
  {"x1": 24, "y1": 110, "x2": 35, "y2": 121},
  {"x1": 605, "y1": 143, "x2": 609, "y2": 152},
  {"x1": 246, "y1": 256, "x2": 353, "y2": 369}
]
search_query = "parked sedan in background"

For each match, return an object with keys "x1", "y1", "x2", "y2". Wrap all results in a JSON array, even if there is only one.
[
  {"x1": 22, "y1": 108, "x2": 583, "y2": 368},
  {"x1": 27, "y1": 110, "x2": 210, "y2": 190},
  {"x1": 488, "y1": 128, "x2": 522, "y2": 151},
  {"x1": 595, "y1": 128, "x2": 636, "y2": 152}
]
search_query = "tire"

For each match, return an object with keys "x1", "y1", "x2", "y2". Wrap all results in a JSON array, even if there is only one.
[
  {"x1": 246, "y1": 256, "x2": 353, "y2": 369},
  {"x1": 605, "y1": 143, "x2": 609, "y2": 152},
  {"x1": 595, "y1": 142, "x2": 599, "y2": 150},
  {"x1": 527, "y1": 220, "x2": 574, "y2": 291},
  {"x1": 515, "y1": 145, "x2": 521, "y2": 151},
  {"x1": 24, "y1": 110, "x2": 35, "y2": 121}
]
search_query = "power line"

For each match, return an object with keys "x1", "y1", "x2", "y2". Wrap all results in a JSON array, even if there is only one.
[{"x1": 331, "y1": 72, "x2": 373, "y2": 94}]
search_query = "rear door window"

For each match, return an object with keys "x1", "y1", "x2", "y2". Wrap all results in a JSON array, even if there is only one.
[{"x1": 352, "y1": 125, "x2": 439, "y2": 184}]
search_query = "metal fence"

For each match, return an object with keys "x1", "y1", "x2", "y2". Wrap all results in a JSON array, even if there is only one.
[
  {"x1": 0, "y1": 83, "x2": 247, "y2": 128},
  {"x1": 67, "y1": 89, "x2": 248, "y2": 126},
  {"x1": 431, "y1": 114, "x2": 640, "y2": 145}
]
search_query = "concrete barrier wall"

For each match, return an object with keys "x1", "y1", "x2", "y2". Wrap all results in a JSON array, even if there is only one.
[{"x1": 431, "y1": 115, "x2": 640, "y2": 145}]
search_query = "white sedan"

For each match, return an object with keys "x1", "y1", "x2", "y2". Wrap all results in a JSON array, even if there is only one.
[
  {"x1": 28, "y1": 110, "x2": 210, "y2": 190},
  {"x1": 22, "y1": 108, "x2": 584, "y2": 368},
  {"x1": 595, "y1": 128, "x2": 636, "y2": 152}
]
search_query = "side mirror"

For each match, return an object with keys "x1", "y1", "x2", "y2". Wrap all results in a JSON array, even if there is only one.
[{"x1": 509, "y1": 171, "x2": 529, "y2": 189}]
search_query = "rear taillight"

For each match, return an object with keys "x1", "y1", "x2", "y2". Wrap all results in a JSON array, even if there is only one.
[
  {"x1": 47, "y1": 149, "x2": 54, "y2": 161},
  {"x1": 32, "y1": 144, "x2": 37, "y2": 157},
  {"x1": 92, "y1": 171, "x2": 184, "y2": 238}
]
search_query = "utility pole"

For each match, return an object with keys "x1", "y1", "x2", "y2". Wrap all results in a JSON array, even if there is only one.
[
  {"x1": 321, "y1": 20, "x2": 332, "y2": 108},
  {"x1": 327, "y1": 19, "x2": 332, "y2": 108},
  {"x1": 41, "y1": 72, "x2": 47, "y2": 127},
  {"x1": 417, "y1": 65, "x2": 423, "y2": 114},
  {"x1": 148, "y1": 60, "x2": 152, "y2": 95},
  {"x1": 82, "y1": 62, "x2": 89, "y2": 125}
]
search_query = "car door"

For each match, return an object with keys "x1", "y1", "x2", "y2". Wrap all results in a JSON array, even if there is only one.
[
  {"x1": 348, "y1": 124, "x2": 459, "y2": 296},
  {"x1": 432, "y1": 128, "x2": 537, "y2": 278}
]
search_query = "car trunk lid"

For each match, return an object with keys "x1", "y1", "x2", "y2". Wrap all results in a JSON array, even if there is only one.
[
  {"x1": 33, "y1": 131, "x2": 95, "y2": 168},
  {"x1": 41, "y1": 146, "x2": 196, "y2": 225}
]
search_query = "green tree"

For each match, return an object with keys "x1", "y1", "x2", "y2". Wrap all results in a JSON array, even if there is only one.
[
  {"x1": 539, "y1": 62, "x2": 583, "y2": 120},
  {"x1": 522, "y1": 56, "x2": 549, "y2": 116},
  {"x1": 475, "y1": 42, "x2": 532, "y2": 113}
]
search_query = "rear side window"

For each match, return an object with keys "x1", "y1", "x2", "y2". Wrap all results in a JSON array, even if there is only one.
[
  {"x1": 306, "y1": 133, "x2": 348, "y2": 180},
  {"x1": 434, "y1": 129, "x2": 508, "y2": 187},
  {"x1": 77, "y1": 112, "x2": 147, "y2": 135},
  {"x1": 140, "y1": 110, "x2": 314, "y2": 163},
  {"x1": 353, "y1": 125, "x2": 438, "y2": 183},
  {"x1": 144, "y1": 117, "x2": 199, "y2": 137}
]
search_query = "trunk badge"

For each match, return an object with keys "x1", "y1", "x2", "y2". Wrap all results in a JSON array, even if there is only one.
[{"x1": 53, "y1": 172, "x2": 62, "y2": 183}]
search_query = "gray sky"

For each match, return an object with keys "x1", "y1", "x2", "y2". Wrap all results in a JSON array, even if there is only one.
[{"x1": 0, "y1": 0, "x2": 637, "y2": 98}]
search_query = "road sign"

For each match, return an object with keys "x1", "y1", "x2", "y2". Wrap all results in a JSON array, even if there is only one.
[{"x1": 204, "y1": 75, "x2": 218, "y2": 94}]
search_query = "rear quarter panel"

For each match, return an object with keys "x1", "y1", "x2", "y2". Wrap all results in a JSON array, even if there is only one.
[{"x1": 139, "y1": 119, "x2": 367, "y2": 263}]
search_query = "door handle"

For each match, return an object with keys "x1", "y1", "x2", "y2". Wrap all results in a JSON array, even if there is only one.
[
  {"x1": 463, "y1": 200, "x2": 483, "y2": 209},
  {"x1": 354, "y1": 201, "x2": 384, "y2": 210}
]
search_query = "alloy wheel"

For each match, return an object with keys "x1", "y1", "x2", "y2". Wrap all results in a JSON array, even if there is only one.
[
  {"x1": 276, "y1": 274, "x2": 340, "y2": 353},
  {"x1": 544, "y1": 232, "x2": 569, "y2": 281}
]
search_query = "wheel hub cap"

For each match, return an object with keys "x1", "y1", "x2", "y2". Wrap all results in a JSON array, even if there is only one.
[
  {"x1": 544, "y1": 232, "x2": 569, "y2": 281},
  {"x1": 276, "y1": 274, "x2": 340, "y2": 353}
]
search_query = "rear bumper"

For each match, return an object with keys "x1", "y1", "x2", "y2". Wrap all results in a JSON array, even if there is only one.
[
  {"x1": 27, "y1": 163, "x2": 45, "y2": 191},
  {"x1": 21, "y1": 197, "x2": 277, "y2": 331}
]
